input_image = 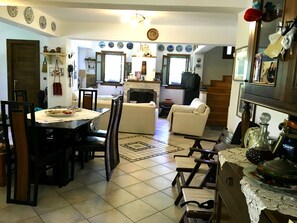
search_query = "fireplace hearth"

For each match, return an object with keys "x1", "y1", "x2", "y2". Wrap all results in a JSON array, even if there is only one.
[
  {"x1": 128, "y1": 89, "x2": 157, "y2": 103},
  {"x1": 123, "y1": 80, "x2": 161, "y2": 107}
]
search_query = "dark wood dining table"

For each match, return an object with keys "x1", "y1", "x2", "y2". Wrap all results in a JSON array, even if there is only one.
[
  {"x1": 0, "y1": 107, "x2": 109, "y2": 190},
  {"x1": 34, "y1": 107, "x2": 110, "y2": 186}
]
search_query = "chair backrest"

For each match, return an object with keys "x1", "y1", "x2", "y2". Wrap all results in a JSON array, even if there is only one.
[
  {"x1": 104, "y1": 96, "x2": 118, "y2": 180},
  {"x1": 1, "y1": 100, "x2": 36, "y2": 202},
  {"x1": 12, "y1": 89, "x2": 27, "y2": 102},
  {"x1": 78, "y1": 88, "x2": 97, "y2": 110},
  {"x1": 111, "y1": 95, "x2": 123, "y2": 168}
]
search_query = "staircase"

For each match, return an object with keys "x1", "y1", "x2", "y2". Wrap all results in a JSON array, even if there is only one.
[{"x1": 206, "y1": 75, "x2": 232, "y2": 127}]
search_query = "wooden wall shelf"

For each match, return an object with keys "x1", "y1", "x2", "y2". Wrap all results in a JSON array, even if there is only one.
[{"x1": 41, "y1": 52, "x2": 66, "y2": 64}]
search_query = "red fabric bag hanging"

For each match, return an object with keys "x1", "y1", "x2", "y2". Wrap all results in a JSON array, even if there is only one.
[{"x1": 53, "y1": 75, "x2": 62, "y2": 96}]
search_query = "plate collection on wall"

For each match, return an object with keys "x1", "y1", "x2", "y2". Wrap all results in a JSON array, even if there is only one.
[
  {"x1": 7, "y1": 6, "x2": 18, "y2": 17},
  {"x1": 39, "y1": 16, "x2": 47, "y2": 29},
  {"x1": 51, "y1": 21, "x2": 56, "y2": 31},
  {"x1": 24, "y1": 7, "x2": 34, "y2": 24}
]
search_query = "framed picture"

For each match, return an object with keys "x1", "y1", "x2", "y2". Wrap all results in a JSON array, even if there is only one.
[
  {"x1": 233, "y1": 46, "x2": 248, "y2": 81},
  {"x1": 252, "y1": 53, "x2": 263, "y2": 82},
  {"x1": 236, "y1": 83, "x2": 256, "y2": 120},
  {"x1": 259, "y1": 59, "x2": 278, "y2": 85}
]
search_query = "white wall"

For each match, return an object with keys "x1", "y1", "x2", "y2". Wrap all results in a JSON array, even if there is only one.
[
  {"x1": 61, "y1": 22, "x2": 237, "y2": 46},
  {"x1": 202, "y1": 47, "x2": 234, "y2": 85},
  {"x1": 227, "y1": 9, "x2": 288, "y2": 139},
  {"x1": 0, "y1": 22, "x2": 48, "y2": 101}
]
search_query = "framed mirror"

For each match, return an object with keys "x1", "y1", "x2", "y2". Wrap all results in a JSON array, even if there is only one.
[{"x1": 251, "y1": 0, "x2": 284, "y2": 86}]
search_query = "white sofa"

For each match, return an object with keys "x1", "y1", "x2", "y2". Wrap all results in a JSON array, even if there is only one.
[
  {"x1": 167, "y1": 98, "x2": 210, "y2": 136},
  {"x1": 72, "y1": 94, "x2": 157, "y2": 134}
]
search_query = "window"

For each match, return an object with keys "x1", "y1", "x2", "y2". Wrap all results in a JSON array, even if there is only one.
[
  {"x1": 161, "y1": 54, "x2": 190, "y2": 86},
  {"x1": 96, "y1": 51, "x2": 126, "y2": 84}
]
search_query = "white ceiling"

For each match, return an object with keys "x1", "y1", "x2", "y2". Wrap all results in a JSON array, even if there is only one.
[
  {"x1": 3, "y1": 0, "x2": 249, "y2": 27},
  {"x1": 1, "y1": 0, "x2": 249, "y2": 51}
]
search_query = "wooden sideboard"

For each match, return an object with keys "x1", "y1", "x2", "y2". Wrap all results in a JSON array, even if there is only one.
[{"x1": 214, "y1": 160, "x2": 297, "y2": 223}]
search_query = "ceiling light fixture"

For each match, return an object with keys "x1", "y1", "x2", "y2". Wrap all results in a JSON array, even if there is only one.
[{"x1": 121, "y1": 12, "x2": 151, "y2": 28}]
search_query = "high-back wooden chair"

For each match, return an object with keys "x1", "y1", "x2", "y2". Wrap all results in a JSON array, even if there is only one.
[
  {"x1": 77, "y1": 95, "x2": 122, "y2": 180},
  {"x1": 110, "y1": 95, "x2": 123, "y2": 168},
  {"x1": 78, "y1": 88, "x2": 97, "y2": 111},
  {"x1": 1, "y1": 100, "x2": 64, "y2": 206},
  {"x1": 11, "y1": 89, "x2": 28, "y2": 102}
]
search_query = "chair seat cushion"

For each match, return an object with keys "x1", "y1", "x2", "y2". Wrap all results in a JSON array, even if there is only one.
[
  {"x1": 182, "y1": 187, "x2": 214, "y2": 212},
  {"x1": 81, "y1": 136, "x2": 106, "y2": 150},
  {"x1": 175, "y1": 156, "x2": 209, "y2": 173}
]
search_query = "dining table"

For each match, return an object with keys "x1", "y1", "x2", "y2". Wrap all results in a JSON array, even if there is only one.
[{"x1": 33, "y1": 107, "x2": 109, "y2": 186}]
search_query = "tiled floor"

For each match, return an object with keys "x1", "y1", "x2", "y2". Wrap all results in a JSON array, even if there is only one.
[{"x1": 0, "y1": 118, "x2": 222, "y2": 223}]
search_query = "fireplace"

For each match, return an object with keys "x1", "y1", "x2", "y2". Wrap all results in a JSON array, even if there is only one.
[
  {"x1": 123, "y1": 80, "x2": 161, "y2": 107},
  {"x1": 127, "y1": 89, "x2": 157, "y2": 103}
]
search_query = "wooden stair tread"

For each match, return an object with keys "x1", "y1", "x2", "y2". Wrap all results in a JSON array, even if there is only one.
[{"x1": 206, "y1": 75, "x2": 231, "y2": 127}]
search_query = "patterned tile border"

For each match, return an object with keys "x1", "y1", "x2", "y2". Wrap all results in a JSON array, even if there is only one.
[{"x1": 119, "y1": 135, "x2": 184, "y2": 162}]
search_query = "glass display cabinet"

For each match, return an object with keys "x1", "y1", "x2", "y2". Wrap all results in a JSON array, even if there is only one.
[{"x1": 242, "y1": 0, "x2": 297, "y2": 119}]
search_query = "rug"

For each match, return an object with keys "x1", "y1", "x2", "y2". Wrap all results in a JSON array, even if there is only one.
[{"x1": 119, "y1": 135, "x2": 184, "y2": 162}]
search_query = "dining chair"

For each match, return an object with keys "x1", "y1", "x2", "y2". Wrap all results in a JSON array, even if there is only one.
[
  {"x1": 77, "y1": 95, "x2": 123, "y2": 180},
  {"x1": 11, "y1": 89, "x2": 27, "y2": 102},
  {"x1": 78, "y1": 88, "x2": 97, "y2": 111},
  {"x1": 1, "y1": 100, "x2": 65, "y2": 206}
]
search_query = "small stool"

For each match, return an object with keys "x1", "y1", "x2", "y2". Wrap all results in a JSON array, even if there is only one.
[{"x1": 159, "y1": 99, "x2": 174, "y2": 118}]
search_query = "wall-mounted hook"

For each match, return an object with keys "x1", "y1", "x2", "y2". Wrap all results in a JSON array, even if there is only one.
[{"x1": 68, "y1": 51, "x2": 75, "y2": 59}]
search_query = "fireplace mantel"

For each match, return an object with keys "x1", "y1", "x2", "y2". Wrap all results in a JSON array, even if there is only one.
[{"x1": 123, "y1": 80, "x2": 161, "y2": 107}]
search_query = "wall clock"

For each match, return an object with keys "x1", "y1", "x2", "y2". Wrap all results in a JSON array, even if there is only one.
[
  {"x1": 24, "y1": 7, "x2": 34, "y2": 24},
  {"x1": 147, "y1": 28, "x2": 159, "y2": 41}
]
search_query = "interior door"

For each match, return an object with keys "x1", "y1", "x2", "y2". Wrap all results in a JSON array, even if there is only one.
[{"x1": 7, "y1": 39, "x2": 40, "y2": 105}]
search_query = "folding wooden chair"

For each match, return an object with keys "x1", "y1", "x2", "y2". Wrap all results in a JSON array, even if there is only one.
[
  {"x1": 172, "y1": 128, "x2": 233, "y2": 205},
  {"x1": 172, "y1": 121, "x2": 259, "y2": 206}
]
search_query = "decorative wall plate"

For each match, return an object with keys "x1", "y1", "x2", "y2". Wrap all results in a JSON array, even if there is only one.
[
  {"x1": 127, "y1": 42, "x2": 133, "y2": 50},
  {"x1": 39, "y1": 16, "x2": 47, "y2": 29},
  {"x1": 7, "y1": 6, "x2": 18, "y2": 17},
  {"x1": 158, "y1": 44, "x2": 165, "y2": 52},
  {"x1": 108, "y1": 41, "x2": 114, "y2": 48},
  {"x1": 185, "y1": 45, "x2": 193, "y2": 52},
  {"x1": 99, "y1": 41, "x2": 105, "y2": 48},
  {"x1": 176, "y1": 45, "x2": 183, "y2": 52},
  {"x1": 167, "y1": 45, "x2": 174, "y2": 52},
  {"x1": 24, "y1": 7, "x2": 34, "y2": 24},
  {"x1": 51, "y1": 21, "x2": 56, "y2": 31},
  {"x1": 117, "y1": 42, "x2": 124, "y2": 49}
]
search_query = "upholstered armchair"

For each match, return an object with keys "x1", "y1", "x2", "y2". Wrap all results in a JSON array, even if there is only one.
[{"x1": 167, "y1": 98, "x2": 210, "y2": 136}]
